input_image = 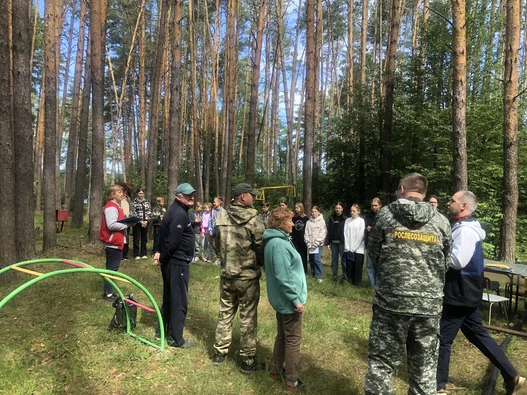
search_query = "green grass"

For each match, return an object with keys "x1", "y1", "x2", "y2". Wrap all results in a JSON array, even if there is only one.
[{"x1": 1, "y1": 228, "x2": 526, "y2": 394}]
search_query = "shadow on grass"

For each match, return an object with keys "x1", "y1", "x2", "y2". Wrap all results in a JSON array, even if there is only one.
[{"x1": 184, "y1": 299, "x2": 364, "y2": 394}]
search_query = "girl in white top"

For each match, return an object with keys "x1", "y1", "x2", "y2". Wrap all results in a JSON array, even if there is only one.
[
  {"x1": 304, "y1": 206, "x2": 327, "y2": 281},
  {"x1": 343, "y1": 204, "x2": 366, "y2": 285}
]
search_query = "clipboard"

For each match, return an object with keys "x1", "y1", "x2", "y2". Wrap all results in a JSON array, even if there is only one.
[{"x1": 117, "y1": 217, "x2": 142, "y2": 225}]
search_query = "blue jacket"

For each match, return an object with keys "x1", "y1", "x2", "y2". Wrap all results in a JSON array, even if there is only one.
[
  {"x1": 263, "y1": 229, "x2": 307, "y2": 314},
  {"x1": 443, "y1": 217, "x2": 486, "y2": 307}
]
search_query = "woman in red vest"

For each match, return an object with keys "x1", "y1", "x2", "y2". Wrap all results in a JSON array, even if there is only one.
[{"x1": 99, "y1": 185, "x2": 129, "y2": 301}]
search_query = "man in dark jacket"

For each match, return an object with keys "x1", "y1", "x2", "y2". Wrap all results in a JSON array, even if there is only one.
[
  {"x1": 436, "y1": 191, "x2": 524, "y2": 394},
  {"x1": 153, "y1": 182, "x2": 196, "y2": 348},
  {"x1": 365, "y1": 173, "x2": 451, "y2": 395}
]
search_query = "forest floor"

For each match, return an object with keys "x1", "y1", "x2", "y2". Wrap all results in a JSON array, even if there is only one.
[{"x1": 0, "y1": 226, "x2": 526, "y2": 394}]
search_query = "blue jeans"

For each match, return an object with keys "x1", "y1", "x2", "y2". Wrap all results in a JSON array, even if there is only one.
[
  {"x1": 331, "y1": 243, "x2": 346, "y2": 278},
  {"x1": 366, "y1": 253, "x2": 376, "y2": 286},
  {"x1": 309, "y1": 250, "x2": 323, "y2": 279}
]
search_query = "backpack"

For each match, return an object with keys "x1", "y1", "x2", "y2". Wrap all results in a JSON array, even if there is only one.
[{"x1": 109, "y1": 294, "x2": 138, "y2": 331}]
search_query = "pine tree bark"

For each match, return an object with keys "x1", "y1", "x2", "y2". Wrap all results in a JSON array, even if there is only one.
[
  {"x1": 188, "y1": 0, "x2": 203, "y2": 202},
  {"x1": 64, "y1": 0, "x2": 87, "y2": 211},
  {"x1": 12, "y1": 0, "x2": 35, "y2": 259},
  {"x1": 146, "y1": 0, "x2": 169, "y2": 203},
  {"x1": 347, "y1": 0, "x2": 354, "y2": 107},
  {"x1": 451, "y1": 0, "x2": 468, "y2": 191},
  {"x1": 381, "y1": 0, "x2": 404, "y2": 194},
  {"x1": 88, "y1": 0, "x2": 107, "y2": 241},
  {"x1": 245, "y1": 0, "x2": 267, "y2": 185},
  {"x1": 221, "y1": 0, "x2": 237, "y2": 205},
  {"x1": 304, "y1": 0, "x2": 316, "y2": 213},
  {"x1": 0, "y1": 0, "x2": 17, "y2": 275},
  {"x1": 167, "y1": 0, "x2": 183, "y2": 198},
  {"x1": 138, "y1": 5, "x2": 146, "y2": 187},
  {"x1": 312, "y1": 0, "x2": 323, "y2": 204},
  {"x1": 71, "y1": 38, "x2": 91, "y2": 228},
  {"x1": 358, "y1": 0, "x2": 368, "y2": 202},
  {"x1": 43, "y1": 0, "x2": 58, "y2": 251},
  {"x1": 499, "y1": 0, "x2": 520, "y2": 263}
]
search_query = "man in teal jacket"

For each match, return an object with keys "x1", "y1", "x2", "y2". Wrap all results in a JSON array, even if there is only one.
[{"x1": 264, "y1": 207, "x2": 307, "y2": 392}]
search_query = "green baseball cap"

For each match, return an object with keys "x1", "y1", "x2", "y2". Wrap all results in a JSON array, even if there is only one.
[
  {"x1": 232, "y1": 183, "x2": 260, "y2": 197},
  {"x1": 175, "y1": 183, "x2": 196, "y2": 195}
]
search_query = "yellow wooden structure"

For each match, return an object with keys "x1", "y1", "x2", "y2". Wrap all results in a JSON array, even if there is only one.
[{"x1": 255, "y1": 185, "x2": 297, "y2": 201}]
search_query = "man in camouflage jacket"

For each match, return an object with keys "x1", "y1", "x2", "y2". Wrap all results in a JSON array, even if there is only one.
[
  {"x1": 364, "y1": 173, "x2": 451, "y2": 395},
  {"x1": 212, "y1": 183, "x2": 266, "y2": 373}
]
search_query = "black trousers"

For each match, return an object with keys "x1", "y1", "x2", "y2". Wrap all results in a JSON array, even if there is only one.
[
  {"x1": 104, "y1": 247, "x2": 122, "y2": 295},
  {"x1": 152, "y1": 225, "x2": 161, "y2": 254},
  {"x1": 346, "y1": 253, "x2": 365, "y2": 285},
  {"x1": 122, "y1": 229, "x2": 130, "y2": 259},
  {"x1": 160, "y1": 263, "x2": 190, "y2": 345},
  {"x1": 133, "y1": 223, "x2": 148, "y2": 257},
  {"x1": 436, "y1": 304, "x2": 517, "y2": 390},
  {"x1": 292, "y1": 240, "x2": 308, "y2": 274}
]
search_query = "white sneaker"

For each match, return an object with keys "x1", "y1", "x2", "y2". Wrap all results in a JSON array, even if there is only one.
[
  {"x1": 213, "y1": 259, "x2": 221, "y2": 266},
  {"x1": 135, "y1": 256, "x2": 141, "y2": 260},
  {"x1": 141, "y1": 256, "x2": 147, "y2": 259}
]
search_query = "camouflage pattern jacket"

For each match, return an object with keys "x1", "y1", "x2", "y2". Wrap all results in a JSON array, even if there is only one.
[
  {"x1": 368, "y1": 198, "x2": 452, "y2": 316},
  {"x1": 213, "y1": 203, "x2": 265, "y2": 280}
]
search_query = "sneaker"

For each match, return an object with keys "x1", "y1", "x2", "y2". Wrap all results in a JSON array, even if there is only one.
[
  {"x1": 141, "y1": 255, "x2": 148, "y2": 259},
  {"x1": 286, "y1": 379, "x2": 306, "y2": 392},
  {"x1": 504, "y1": 376, "x2": 525, "y2": 395},
  {"x1": 240, "y1": 357, "x2": 266, "y2": 374},
  {"x1": 167, "y1": 337, "x2": 195, "y2": 349},
  {"x1": 102, "y1": 293, "x2": 116, "y2": 302},
  {"x1": 192, "y1": 257, "x2": 198, "y2": 263},
  {"x1": 122, "y1": 257, "x2": 129, "y2": 261},
  {"x1": 135, "y1": 256, "x2": 141, "y2": 260},
  {"x1": 212, "y1": 352, "x2": 226, "y2": 366},
  {"x1": 213, "y1": 259, "x2": 221, "y2": 266},
  {"x1": 317, "y1": 279, "x2": 323, "y2": 283}
]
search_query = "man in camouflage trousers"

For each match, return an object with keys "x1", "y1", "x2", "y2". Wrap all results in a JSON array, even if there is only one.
[
  {"x1": 212, "y1": 183, "x2": 266, "y2": 373},
  {"x1": 365, "y1": 173, "x2": 451, "y2": 395}
]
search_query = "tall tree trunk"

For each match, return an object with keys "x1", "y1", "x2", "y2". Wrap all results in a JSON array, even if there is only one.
[
  {"x1": 312, "y1": 0, "x2": 323, "y2": 204},
  {"x1": 451, "y1": 0, "x2": 468, "y2": 191},
  {"x1": 188, "y1": 0, "x2": 203, "y2": 202},
  {"x1": 64, "y1": 0, "x2": 87, "y2": 211},
  {"x1": 88, "y1": 0, "x2": 107, "y2": 241},
  {"x1": 304, "y1": 0, "x2": 316, "y2": 213},
  {"x1": 146, "y1": 0, "x2": 169, "y2": 203},
  {"x1": 12, "y1": 0, "x2": 36, "y2": 259},
  {"x1": 499, "y1": 0, "x2": 520, "y2": 262},
  {"x1": 245, "y1": 0, "x2": 267, "y2": 185},
  {"x1": 0, "y1": 0, "x2": 17, "y2": 275},
  {"x1": 221, "y1": 0, "x2": 237, "y2": 205},
  {"x1": 58, "y1": 0, "x2": 77, "y2": 207},
  {"x1": 347, "y1": 0, "x2": 354, "y2": 107},
  {"x1": 34, "y1": 89, "x2": 45, "y2": 213},
  {"x1": 168, "y1": 0, "x2": 183, "y2": 198},
  {"x1": 138, "y1": 5, "x2": 146, "y2": 187},
  {"x1": 43, "y1": 0, "x2": 59, "y2": 251},
  {"x1": 358, "y1": 0, "x2": 368, "y2": 202},
  {"x1": 71, "y1": 38, "x2": 91, "y2": 228},
  {"x1": 380, "y1": 0, "x2": 404, "y2": 194},
  {"x1": 290, "y1": 0, "x2": 302, "y2": 188}
]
